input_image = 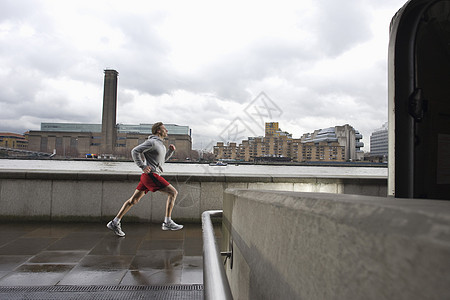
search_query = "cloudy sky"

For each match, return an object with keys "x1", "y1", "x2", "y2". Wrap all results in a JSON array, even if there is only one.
[{"x1": 0, "y1": 0, "x2": 407, "y2": 151}]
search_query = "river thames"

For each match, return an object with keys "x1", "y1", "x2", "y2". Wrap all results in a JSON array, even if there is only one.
[{"x1": 0, "y1": 159, "x2": 387, "y2": 178}]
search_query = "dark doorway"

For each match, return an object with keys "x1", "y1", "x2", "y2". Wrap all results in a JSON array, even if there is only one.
[{"x1": 388, "y1": 0, "x2": 450, "y2": 199}]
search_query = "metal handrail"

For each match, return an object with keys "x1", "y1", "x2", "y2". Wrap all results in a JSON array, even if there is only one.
[{"x1": 202, "y1": 210, "x2": 233, "y2": 300}]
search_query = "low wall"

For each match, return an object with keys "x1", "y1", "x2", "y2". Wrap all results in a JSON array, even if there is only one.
[
  {"x1": 222, "y1": 189, "x2": 450, "y2": 300},
  {"x1": 0, "y1": 170, "x2": 386, "y2": 222}
]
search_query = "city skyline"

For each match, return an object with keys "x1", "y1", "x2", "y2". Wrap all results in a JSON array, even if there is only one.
[{"x1": 2, "y1": 119, "x2": 370, "y2": 152}]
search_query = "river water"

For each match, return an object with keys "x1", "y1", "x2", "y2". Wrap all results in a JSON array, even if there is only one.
[{"x1": 0, "y1": 159, "x2": 387, "y2": 178}]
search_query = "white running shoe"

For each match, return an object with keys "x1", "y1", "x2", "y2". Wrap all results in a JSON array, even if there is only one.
[
  {"x1": 107, "y1": 221, "x2": 125, "y2": 237},
  {"x1": 162, "y1": 220, "x2": 184, "y2": 231}
]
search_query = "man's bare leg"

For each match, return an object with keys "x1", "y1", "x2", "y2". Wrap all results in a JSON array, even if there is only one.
[
  {"x1": 159, "y1": 184, "x2": 178, "y2": 218},
  {"x1": 116, "y1": 189, "x2": 146, "y2": 219},
  {"x1": 107, "y1": 189, "x2": 146, "y2": 236},
  {"x1": 159, "y1": 184, "x2": 183, "y2": 230}
]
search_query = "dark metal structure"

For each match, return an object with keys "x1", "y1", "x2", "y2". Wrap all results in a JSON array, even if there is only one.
[{"x1": 388, "y1": 0, "x2": 450, "y2": 199}]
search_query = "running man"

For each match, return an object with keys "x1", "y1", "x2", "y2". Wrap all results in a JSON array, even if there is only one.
[{"x1": 107, "y1": 122, "x2": 183, "y2": 237}]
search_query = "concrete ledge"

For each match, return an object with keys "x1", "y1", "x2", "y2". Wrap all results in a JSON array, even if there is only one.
[
  {"x1": 0, "y1": 169, "x2": 387, "y2": 182},
  {"x1": 0, "y1": 170, "x2": 26, "y2": 179},
  {"x1": 222, "y1": 189, "x2": 450, "y2": 300},
  {"x1": 0, "y1": 170, "x2": 387, "y2": 222}
]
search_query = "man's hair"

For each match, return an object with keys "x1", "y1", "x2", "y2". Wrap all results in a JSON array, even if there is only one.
[{"x1": 152, "y1": 122, "x2": 164, "y2": 135}]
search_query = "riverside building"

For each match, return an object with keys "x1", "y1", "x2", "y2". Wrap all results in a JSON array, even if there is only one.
[
  {"x1": 370, "y1": 122, "x2": 388, "y2": 160},
  {"x1": 26, "y1": 70, "x2": 192, "y2": 159},
  {"x1": 0, "y1": 132, "x2": 28, "y2": 150},
  {"x1": 214, "y1": 122, "x2": 364, "y2": 162}
]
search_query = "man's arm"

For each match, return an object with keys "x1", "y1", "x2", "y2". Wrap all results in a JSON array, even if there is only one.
[
  {"x1": 131, "y1": 139, "x2": 154, "y2": 170},
  {"x1": 165, "y1": 144, "x2": 176, "y2": 161}
]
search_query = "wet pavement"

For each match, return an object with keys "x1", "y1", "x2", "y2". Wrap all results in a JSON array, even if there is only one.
[{"x1": 0, "y1": 222, "x2": 212, "y2": 287}]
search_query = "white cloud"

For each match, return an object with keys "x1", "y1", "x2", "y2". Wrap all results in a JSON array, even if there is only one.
[{"x1": 0, "y1": 0, "x2": 408, "y2": 151}]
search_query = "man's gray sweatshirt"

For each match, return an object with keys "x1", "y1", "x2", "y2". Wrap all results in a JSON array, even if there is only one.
[{"x1": 131, "y1": 135, "x2": 174, "y2": 174}]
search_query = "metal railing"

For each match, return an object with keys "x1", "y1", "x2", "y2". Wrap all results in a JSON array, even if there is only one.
[{"x1": 202, "y1": 210, "x2": 233, "y2": 300}]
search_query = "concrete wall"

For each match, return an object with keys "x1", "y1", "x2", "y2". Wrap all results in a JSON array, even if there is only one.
[
  {"x1": 222, "y1": 189, "x2": 450, "y2": 300},
  {"x1": 0, "y1": 170, "x2": 386, "y2": 222}
]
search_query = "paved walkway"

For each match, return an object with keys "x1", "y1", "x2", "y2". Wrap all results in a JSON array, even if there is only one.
[{"x1": 0, "y1": 222, "x2": 211, "y2": 287}]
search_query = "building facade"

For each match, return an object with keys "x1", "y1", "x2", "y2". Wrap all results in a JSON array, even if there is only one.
[
  {"x1": 0, "y1": 133, "x2": 28, "y2": 149},
  {"x1": 27, "y1": 123, "x2": 192, "y2": 159},
  {"x1": 26, "y1": 70, "x2": 192, "y2": 159},
  {"x1": 214, "y1": 142, "x2": 239, "y2": 160},
  {"x1": 214, "y1": 122, "x2": 362, "y2": 162},
  {"x1": 300, "y1": 124, "x2": 364, "y2": 161},
  {"x1": 370, "y1": 122, "x2": 388, "y2": 158}
]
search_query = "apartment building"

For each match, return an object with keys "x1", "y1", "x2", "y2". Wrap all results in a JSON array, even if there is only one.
[
  {"x1": 370, "y1": 122, "x2": 388, "y2": 157},
  {"x1": 0, "y1": 132, "x2": 28, "y2": 149},
  {"x1": 213, "y1": 142, "x2": 239, "y2": 160},
  {"x1": 214, "y1": 122, "x2": 361, "y2": 162}
]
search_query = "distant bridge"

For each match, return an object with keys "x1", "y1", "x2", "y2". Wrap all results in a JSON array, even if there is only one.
[{"x1": 0, "y1": 147, "x2": 55, "y2": 158}]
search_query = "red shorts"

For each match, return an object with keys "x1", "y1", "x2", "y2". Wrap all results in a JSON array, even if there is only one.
[{"x1": 136, "y1": 173, "x2": 170, "y2": 193}]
